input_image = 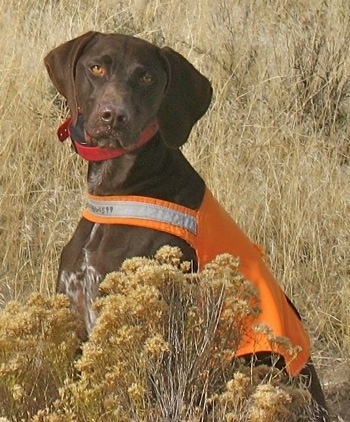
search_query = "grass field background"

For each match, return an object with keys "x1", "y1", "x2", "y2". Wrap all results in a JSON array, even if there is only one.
[{"x1": 0, "y1": 0, "x2": 349, "y2": 419}]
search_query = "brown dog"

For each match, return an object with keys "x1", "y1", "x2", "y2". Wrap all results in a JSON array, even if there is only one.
[{"x1": 44, "y1": 32, "x2": 329, "y2": 420}]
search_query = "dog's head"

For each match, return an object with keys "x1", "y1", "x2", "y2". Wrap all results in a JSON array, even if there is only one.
[{"x1": 44, "y1": 31, "x2": 212, "y2": 149}]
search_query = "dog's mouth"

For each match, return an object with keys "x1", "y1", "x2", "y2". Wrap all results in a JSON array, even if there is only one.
[
  {"x1": 67, "y1": 114, "x2": 159, "y2": 157},
  {"x1": 84, "y1": 125, "x2": 138, "y2": 150}
]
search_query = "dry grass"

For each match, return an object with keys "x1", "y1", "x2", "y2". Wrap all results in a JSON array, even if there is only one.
[{"x1": 0, "y1": 0, "x2": 349, "y2": 419}]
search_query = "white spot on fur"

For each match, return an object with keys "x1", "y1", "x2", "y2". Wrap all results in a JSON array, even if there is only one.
[{"x1": 59, "y1": 224, "x2": 103, "y2": 334}]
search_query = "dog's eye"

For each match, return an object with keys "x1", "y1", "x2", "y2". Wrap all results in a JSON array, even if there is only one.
[
  {"x1": 90, "y1": 65, "x2": 105, "y2": 76},
  {"x1": 140, "y1": 73, "x2": 153, "y2": 85}
]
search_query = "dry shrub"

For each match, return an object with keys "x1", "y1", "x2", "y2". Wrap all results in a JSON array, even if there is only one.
[
  {"x1": 0, "y1": 247, "x2": 313, "y2": 421},
  {"x1": 209, "y1": 365, "x2": 313, "y2": 422},
  {"x1": 0, "y1": 294, "x2": 80, "y2": 420},
  {"x1": 0, "y1": 248, "x2": 315, "y2": 421},
  {"x1": 57, "y1": 248, "x2": 262, "y2": 421}
]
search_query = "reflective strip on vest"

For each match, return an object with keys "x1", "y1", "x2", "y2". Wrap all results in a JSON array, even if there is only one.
[{"x1": 84, "y1": 195, "x2": 198, "y2": 234}]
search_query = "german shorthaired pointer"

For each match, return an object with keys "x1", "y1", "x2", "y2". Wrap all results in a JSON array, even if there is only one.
[{"x1": 44, "y1": 31, "x2": 328, "y2": 420}]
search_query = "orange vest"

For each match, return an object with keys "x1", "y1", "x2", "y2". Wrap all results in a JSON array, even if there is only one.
[{"x1": 83, "y1": 188, "x2": 310, "y2": 376}]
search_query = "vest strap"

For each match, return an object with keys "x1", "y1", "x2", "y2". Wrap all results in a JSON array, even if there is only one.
[{"x1": 83, "y1": 193, "x2": 198, "y2": 236}]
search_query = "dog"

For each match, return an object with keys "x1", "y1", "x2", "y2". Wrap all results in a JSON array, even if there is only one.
[{"x1": 44, "y1": 31, "x2": 329, "y2": 420}]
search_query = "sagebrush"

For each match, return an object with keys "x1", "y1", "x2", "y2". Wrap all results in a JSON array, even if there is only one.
[{"x1": 0, "y1": 248, "x2": 315, "y2": 421}]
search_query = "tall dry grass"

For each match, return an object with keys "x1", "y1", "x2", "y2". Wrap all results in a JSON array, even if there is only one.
[{"x1": 0, "y1": 0, "x2": 349, "y2": 419}]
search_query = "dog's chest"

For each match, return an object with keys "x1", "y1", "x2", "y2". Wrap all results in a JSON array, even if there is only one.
[{"x1": 59, "y1": 223, "x2": 103, "y2": 334}]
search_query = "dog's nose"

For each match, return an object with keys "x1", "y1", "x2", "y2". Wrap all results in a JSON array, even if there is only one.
[{"x1": 99, "y1": 104, "x2": 129, "y2": 126}]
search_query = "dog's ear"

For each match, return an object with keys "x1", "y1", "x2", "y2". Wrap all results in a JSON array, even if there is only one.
[
  {"x1": 158, "y1": 47, "x2": 212, "y2": 148},
  {"x1": 44, "y1": 31, "x2": 99, "y2": 125}
]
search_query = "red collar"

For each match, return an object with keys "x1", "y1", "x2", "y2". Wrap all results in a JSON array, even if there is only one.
[{"x1": 57, "y1": 116, "x2": 159, "y2": 162}]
